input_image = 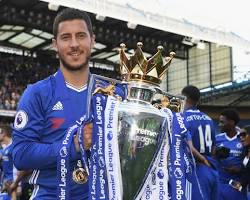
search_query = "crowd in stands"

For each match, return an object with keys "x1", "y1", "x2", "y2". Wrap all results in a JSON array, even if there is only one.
[
  {"x1": 0, "y1": 53, "x2": 57, "y2": 110},
  {"x1": 0, "y1": 53, "x2": 119, "y2": 111}
]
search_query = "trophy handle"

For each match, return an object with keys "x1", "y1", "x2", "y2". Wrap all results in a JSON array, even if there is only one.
[
  {"x1": 86, "y1": 74, "x2": 126, "y2": 119},
  {"x1": 154, "y1": 87, "x2": 186, "y2": 112},
  {"x1": 92, "y1": 83, "x2": 116, "y2": 96}
]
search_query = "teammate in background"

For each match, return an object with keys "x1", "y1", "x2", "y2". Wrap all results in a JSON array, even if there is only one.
[
  {"x1": 216, "y1": 109, "x2": 247, "y2": 200},
  {"x1": 8, "y1": 170, "x2": 32, "y2": 200},
  {"x1": 12, "y1": 8, "x2": 94, "y2": 199},
  {"x1": 226, "y1": 125, "x2": 250, "y2": 199},
  {"x1": 238, "y1": 126, "x2": 250, "y2": 199},
  {"x1": 0, "y1": 125, "x2": 18, "y2": 200},
  {"x1": 181, "y1": 85, "x2": 219, "y2": 200}
]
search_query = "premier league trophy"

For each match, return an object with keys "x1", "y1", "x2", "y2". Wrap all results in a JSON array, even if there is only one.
[{"x1": 80, "y1": 42, "x2": 186, "y2": 200}]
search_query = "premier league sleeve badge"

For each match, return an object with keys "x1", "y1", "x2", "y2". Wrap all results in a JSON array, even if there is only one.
[{"x1": 14, "y1": 110, "x2": 28, "y2": 130}]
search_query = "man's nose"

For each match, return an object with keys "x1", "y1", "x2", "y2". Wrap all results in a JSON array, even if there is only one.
[{"x1": 70, "y1": 37, "x2": 79, "y2": 47}]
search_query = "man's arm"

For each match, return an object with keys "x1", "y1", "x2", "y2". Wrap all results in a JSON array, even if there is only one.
[
  {"x1": 223, "y1": 166, "x2": 242, "y2": 174},
  {"x1": 13, "y1": 83, "x2": 93, "y2": 170},
  {"x1": 7, "y1": 170, "x2": 32, "y2": 194},
  {"x1": 13, "y1": 123, "x2": 92, "y2": 170},
  {"x1": 187, "y1": 140, "x2": 211, "y2": 167},
  {"x1": 12, "y1": 83, "x2": 82, "y2": 170},
  {"x1": 12, "y1": 139, "x2": 77, "y2": 170}
]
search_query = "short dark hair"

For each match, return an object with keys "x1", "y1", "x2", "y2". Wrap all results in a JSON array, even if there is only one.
[
  {"x1": 220, "y1": 109, "x2": 240, "y2": 125},
  {"x1": 0, "y1": 125, "x2": 11, "y2": 138},
  {"x1": 53, "y1": 8, "x2": 93, "y2": 38},
  {"x1": 181, "y1": 85, "x2": 200, "y2": 103}
]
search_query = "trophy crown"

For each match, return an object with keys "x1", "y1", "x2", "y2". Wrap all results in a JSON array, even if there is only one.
[{"x1": 119, "y1": 42, "x2": 175, "y2": 85}]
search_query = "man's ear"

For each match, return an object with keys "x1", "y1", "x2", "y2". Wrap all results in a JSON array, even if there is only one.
[
  {"x1": 91, "y1": 34, "x2": 96, "y2": 49},
  {"x1": 52, "y1": 38, "x2": 58, "y2": 52}
]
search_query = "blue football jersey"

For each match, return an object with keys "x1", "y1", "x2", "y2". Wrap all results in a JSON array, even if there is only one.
[
  {"x1": 184, "y1": 107, "x2": 216, "y2": 156},
  {"x1": 215, "y1": 132, "x2": 243, "y2": 182},
  {"x1": 183, "y1": 107, "x2": 219, "y2": 200},
  {"x1": 12, "y1": 70, "x2": 88, "y2": 200},
  {"x1": 2, "y1": 143, "x2": 16, "y2": 182}
]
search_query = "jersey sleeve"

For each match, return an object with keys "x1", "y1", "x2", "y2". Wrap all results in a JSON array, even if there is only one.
[{"x1": 12, "y1": 84, "x2": 79, "y2": 170}]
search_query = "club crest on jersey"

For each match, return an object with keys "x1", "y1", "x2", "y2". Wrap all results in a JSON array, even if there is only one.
[
  {"x1": 14, "y1": 110, "x2": 28, "y2": 130},
  {"x1": 236, "y1": 142, "x2": 242, "y2": 149}
]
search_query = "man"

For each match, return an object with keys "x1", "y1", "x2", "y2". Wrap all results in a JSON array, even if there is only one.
[
  {"x1": 216, "y1": 109, "x2": 247, "y2": 200},
  {"x1": 238, "y1": 126, "x2": 250, "y2": 190},
  {"x1": 230, "y1": 126, "x2": 250, "y2": 197},
  {"x1": 12, "y1": 8, "x2": 94, "y2": 200},
  {"x1": 239, "y1": 126, "x2": 250, "y2": 200},
  {"x1": 0, "y1": 125, "x2": 17, "y2": 200},
  {"x1": 181, "y1": 85, "x2": 219, "y2": 200}
]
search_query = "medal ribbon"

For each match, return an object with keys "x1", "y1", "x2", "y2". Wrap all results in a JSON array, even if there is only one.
[
  {"x1": 53, "y1": 70, "x2": 81, "y2": 200},
  {"x1": 135, "y1": 114, "x2": 169, "y2": 200},
  {"x1": 139, "y1": 137, "x2": 170, "y2": 200},
  {"x1": 168, "y1": 112, "x2": 187, "y2": 200},
  {"x1": 89, "y1": 93, "x2": 109, "y2": 200},
  {"x1": 139, "y1": 110, "x2": 170, "y2": 200},
  {"x1": 104, "y1": 96, "x2": 123, "y2": 200},
  {"x1": 77, "y1": 116, "x2": 91, "y2": 177},
  {"x1": 57, "y1": 124, "x2": 79, "y2": 200}
]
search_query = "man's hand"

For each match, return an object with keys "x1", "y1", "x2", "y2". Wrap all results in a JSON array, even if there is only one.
[
  {"x1": 83, "y1": 123, "x2": 93, "y2": 150},
  {"x1": 203, "y1": 158, "x2": 211, "y2": 167},
  {"x1": 7, "y1": 182, "x2": 18, "y2": 195},
  {"x1": 229, "y1": 180, "x2": 242, "y2": 191},
  {"x1": 1, "y1": 181, "x2": 12, "y2": 193},
  {"x1": 74, "y1": 123, "x2": 93, "y2": 152}
]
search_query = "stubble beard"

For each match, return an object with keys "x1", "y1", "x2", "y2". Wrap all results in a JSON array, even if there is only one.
[{"x1": 59, "y1": 53, "x2": 91, "y2": 72}]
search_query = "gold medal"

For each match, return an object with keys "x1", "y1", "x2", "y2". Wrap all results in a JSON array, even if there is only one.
[{"x1": 72, "y1": 168, "x2": 88, "y2": 184}]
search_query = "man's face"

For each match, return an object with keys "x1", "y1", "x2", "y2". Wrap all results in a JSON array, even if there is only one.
[
  {"x1": 218, "y1": 115, "x2": 232, "y2": 133},
  {"x1": 239, "y1": 129, "x2": 250, "y2": 147},
  {"x1": 53, "y1": 19, "x2": 95, "y2": 71}
]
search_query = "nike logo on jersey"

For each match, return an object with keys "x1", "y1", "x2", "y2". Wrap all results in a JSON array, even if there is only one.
[{"x1": 52, "y1": 101, "x2": 63, "y2": 111}]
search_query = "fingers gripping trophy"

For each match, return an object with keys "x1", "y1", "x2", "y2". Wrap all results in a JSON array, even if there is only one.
[{"x1": 79, "y1": 42, "x2": 185, "y2": 200}]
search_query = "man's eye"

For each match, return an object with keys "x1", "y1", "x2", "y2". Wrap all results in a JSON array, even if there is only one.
[
  {"x1": 77, "y1": 33, "x2": 86, "y2": 38},
  {"x1": 61, "y1": 35, "x2": 70, "y2": 40}
]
